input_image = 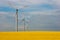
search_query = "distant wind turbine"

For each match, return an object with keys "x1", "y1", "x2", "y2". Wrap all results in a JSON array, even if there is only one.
[{"x1": 7, "y1": 0, "x2": 29, "y2": 32}]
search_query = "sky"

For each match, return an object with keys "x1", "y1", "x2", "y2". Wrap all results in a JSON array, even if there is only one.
[{"x1": 0, "y1": 0, "x2": 60, "y2": 31}]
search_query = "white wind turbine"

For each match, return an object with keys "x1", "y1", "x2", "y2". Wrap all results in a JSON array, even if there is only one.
[
  {"x1": 20, "y1": 13, "x2": 31, "y2": 31},
  {"x1": 7, "y1": 0, "x2": 29, "y2": 32}
]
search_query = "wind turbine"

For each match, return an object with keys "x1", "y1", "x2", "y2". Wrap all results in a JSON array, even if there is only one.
[
  {"x1": 21, "y1": 13, "x2": 31, "y2": 31},
  {"x1": 7, "y1": 0, "x2": 29, "y2": 32}
]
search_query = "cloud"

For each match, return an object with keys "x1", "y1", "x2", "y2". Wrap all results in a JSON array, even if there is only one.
[
  {"x1": 0, "y1": 0, "x2": 60, "y2": 9},
  {"x1": 0, "y1": 12, "x2": 15, "y2": 17},
  {"x1": 29, "y1": 12, "x2": 60, "y2": 30},
  {"x1": 25, "y1": 0, "x2": 49, "y2": 4},
  {"x1": 0, "y1": 12, "x2": 16, "y2": 31},
  {"x1": 0, "y1": 0, "x2": 55, "y2": 8},
  {"x1": 47, "y1": 0, "x2": 60, "y2": 9},
  {"x1": 51, "y1": 0, "x2": 60, "y2": 5},
  {"x1": 28, "y1": 9, "x2": 60, "y2": 16}
]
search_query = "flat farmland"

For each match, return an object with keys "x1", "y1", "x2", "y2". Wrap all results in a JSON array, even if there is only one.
[{"x1": 0, "y1": 31, "x2": 60, "y2": 40}]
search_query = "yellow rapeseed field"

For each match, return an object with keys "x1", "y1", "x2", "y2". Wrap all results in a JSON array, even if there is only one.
[{"x1": 0, "y1": 31, "x2": 60, "y2": 40}]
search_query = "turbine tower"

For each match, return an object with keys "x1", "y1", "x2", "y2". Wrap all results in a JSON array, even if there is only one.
[{"x1": 16, "y1": 9, "x2": 18, "y2": 32}]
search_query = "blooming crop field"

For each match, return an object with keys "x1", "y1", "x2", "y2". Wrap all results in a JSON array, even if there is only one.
[{"x1": 0, "y1": 31, "x2": 60, "y2": 40}]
